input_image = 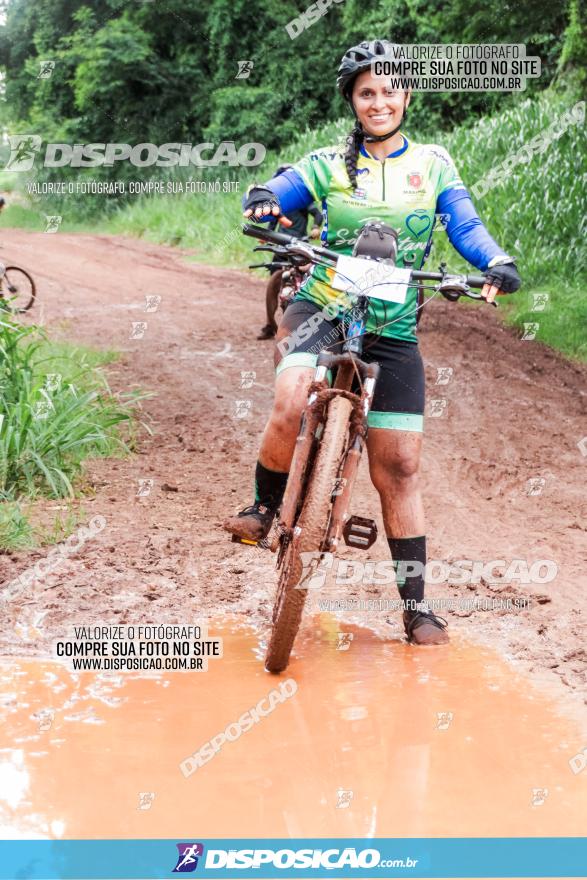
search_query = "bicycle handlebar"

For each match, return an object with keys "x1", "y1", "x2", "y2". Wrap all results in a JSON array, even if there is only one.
[
  {"x1": 411, "y1": 269, "x2": 487, "y2": 289},
  {"x1": 242, "y1": 223, "x2": 488, "y2": 291},
  {"x1": 242, "y1": 224, "x2": 298, "y2": 247},
  {"x1": 243, "y1": 223, "x2": 339, "y2": 264}
]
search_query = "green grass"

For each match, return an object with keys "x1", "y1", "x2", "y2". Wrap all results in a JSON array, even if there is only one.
[
  {"x1": 0, "y1": 500, "x2": 34, "y2": 549},
  {"x1": 0, "y1": 170, "x2": 22, "y2": 192},
  {"x1": 423, "y1": 90, "x2": 587, "y2": 358},
  {"x1": 0, "y1": 202, "x2": 109, "y2": 234},
  {"x1": 0, "y1": 315, "x2": 148, "y2": 547},
  {"x1": 0, "y1": 498, "x2": 88, "y2": 550},
  {"x1": 0, "y1": 203, "x2": 45, "y2": 231}
]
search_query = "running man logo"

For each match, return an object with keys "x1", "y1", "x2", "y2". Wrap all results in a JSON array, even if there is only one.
[
  {"x1": 336, "y1": 632, "x2": 354, "y2": 651},
  {"x1": 435, "y1": 367, "x2": 453, "y2": 385},
  {"x1": 336, "y1": 788, "x2": 354, "y2": 808},
  {"x1": 525, "y1": 476, "x2": 546, "y2": 496},
  {"x1": 44, "y1": 215, "x2": 62, "y2": 234},
  {"x1": 428, "y1": 398, "x2": 447, "y2": 418},
  {"x1": 234, "y1": 399, "x2": 252, "y2": 419},
  {"x1": 6, "y1": 135, "x2": 42, "y2": 171},
  {"x1": 531, "y1": 293, "x2": 549, "y2": 312},
  {"x1": 136, "y1": 478, "x2": 154, "y2": 498},
  {"x1": 35, "y1": 708, "x2": 54, "y2": 732},
  {"x1": 138, "y1": 791, "x2": 155, "y2": 810},
  {"x1": 436, "y1": 711, "x2": 454, "y2": 730},
  {"x1": 32, "y1": 399, "x2": 54, "y2": 421},
  {"x1": 569, "y1": 746, "x2": 587, "y2": 775},
  {"x1": 38, "y1": 60, "x2": 55, "y2": 79},
  {"x1": 435, "y1": 212, "x2": 451, "y2": 229},
  {"x1": 236, "y1": 60, "x2": 253, "y2": 79},
  {"x1": 145, "y1": 295, "x2": 162, "y2": 313},
  {"x1": 521, "y1": 322, "x2": 539, "y2": 341},
  {"x1": 531, "y1": 788, "x2": 548, "y2": 806},
  {"x1": 173, "y1": 843, "x2": 205, "y2": 873},
  {"x1": 44, "y1": 373, "x2": 62, "y2": 392},
  {"x1": 130, "y1": 321, "x2": 148, "y2": 339},
  {"x1": 240, "y1": 370, "x2": 256, "y2": 389},
  {"x1": 332, "y1": 476, "x2": 347, "y2": 496},
  {"x1": 298, "y1": 551, "x2": 333, "y2": 590}
]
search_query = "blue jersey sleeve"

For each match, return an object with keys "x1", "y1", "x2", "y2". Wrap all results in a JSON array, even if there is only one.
[
  {"x1": 241, "y1": 169, "x2": 314, "y2": 220},
  {"x1": 437, "y1": 187, "x2": 508, "y2": 272}
]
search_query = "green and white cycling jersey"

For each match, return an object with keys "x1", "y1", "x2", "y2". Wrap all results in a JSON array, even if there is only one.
[{"x1": 291, "y1": 135, "x2": 464, "y2": 342}]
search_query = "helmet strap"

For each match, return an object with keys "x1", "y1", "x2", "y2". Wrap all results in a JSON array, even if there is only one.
[
  {"x1": 363, "y1": 119, "x2": 402, "y2": 143},
  {"x1": 351, "y1": 96, "x2": 409, "y2": 143}
]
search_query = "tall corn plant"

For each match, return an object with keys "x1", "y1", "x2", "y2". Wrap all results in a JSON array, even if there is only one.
[{"x1": 0, "y1": 316, "x2": 142, "y2": 500}]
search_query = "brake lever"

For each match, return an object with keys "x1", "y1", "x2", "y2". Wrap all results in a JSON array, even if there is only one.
[{"x1": 439, "y1": 277, "x2": 497, "y2": 307}]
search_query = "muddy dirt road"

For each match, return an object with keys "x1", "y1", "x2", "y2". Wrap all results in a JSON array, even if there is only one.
[{"x1": 0, "y1": 230, "x2": 585, "y2": 700}]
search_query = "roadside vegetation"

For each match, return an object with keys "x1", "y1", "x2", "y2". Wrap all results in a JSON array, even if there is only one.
[{"x1": 0, "y1": 314, "x2": 146, "y2": 549}]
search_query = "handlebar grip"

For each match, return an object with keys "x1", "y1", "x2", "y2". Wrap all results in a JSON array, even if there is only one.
[
  {"x1": 412, "y1": 270, "x2": 487, "y2": 289},
  {"x1": 242, "y1": 223, "x2": 296, "y2": 246}
]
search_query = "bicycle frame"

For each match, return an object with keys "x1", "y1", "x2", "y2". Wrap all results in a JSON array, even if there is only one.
[{"x1": 274, "y1": 292, "x2": 379, "y2": 557}]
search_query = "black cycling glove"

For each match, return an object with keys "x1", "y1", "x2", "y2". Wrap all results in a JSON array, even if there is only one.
[
  {"x1": 485, "y1": 262, "x2": 521, "y2": 293},
  {"x1": 243, "y1": 185, "x2": 281, "y2": 217}
]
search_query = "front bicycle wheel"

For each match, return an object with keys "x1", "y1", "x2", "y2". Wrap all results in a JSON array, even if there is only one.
[
  {"x1": 2, "y1": 267, "x2": 36, "y2": 312},
  {"x1": 265, "y1": 395, "x2": 353, "y2": 673}
]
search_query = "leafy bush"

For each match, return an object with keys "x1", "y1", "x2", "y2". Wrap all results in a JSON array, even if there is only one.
[{"x1": 0, "y1": 316, "x2": 145, "y2": 499}]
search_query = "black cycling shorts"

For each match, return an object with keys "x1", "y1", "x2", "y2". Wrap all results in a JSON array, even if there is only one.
[{"x1": 276, "y1": 299, "x2": 425, "y2": 432}]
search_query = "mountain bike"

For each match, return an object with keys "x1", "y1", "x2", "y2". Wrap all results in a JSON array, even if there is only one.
[
  {"x1": 0, "y1": 263, "x2": 36, "y2": 312},
  {"x1": 242, "y1": 222, "x2": 490, "y2": 673}
]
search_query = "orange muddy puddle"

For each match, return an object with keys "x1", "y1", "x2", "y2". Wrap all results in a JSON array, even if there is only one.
[{"x1": 0, "y1": 618, "x2": 585, "y2": 843}]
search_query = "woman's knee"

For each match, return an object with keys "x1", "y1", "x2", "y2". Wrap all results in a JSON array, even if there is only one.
[
  {"x1": 369, "y1": 443, "x2": 421, "y2": 491},
  {"x1": 270, "y1": 370, "x2": 312, "y2": 433}
]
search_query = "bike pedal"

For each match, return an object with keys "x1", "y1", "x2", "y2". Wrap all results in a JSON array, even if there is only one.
[
  {"x1": 231, "y1": 535, "x2": 259, "y2": 547},
  {"x1": 343, "y1": 515, "x2": 378, "y2": 549}
]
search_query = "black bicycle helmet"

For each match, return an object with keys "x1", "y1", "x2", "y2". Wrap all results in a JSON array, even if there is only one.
[{"x1": 337, "y1": 39, "x2": 397, "y2": 102}]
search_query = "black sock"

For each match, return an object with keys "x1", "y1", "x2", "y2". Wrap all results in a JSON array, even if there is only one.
[
  {"x1": 387, "y1": 535, "x2": 426, "y2": 612},
  {"x1": 254, "y1": 461, "x2": 288, "y2": 511}
]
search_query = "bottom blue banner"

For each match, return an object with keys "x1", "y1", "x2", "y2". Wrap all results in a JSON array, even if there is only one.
[{"x1": 0, "y1": 837, "x2": 584, "y2": 879}]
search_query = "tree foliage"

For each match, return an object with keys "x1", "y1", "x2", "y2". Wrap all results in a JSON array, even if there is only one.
[{"x1": 0, "y1": 0, "x2": 580, "y2": 150}]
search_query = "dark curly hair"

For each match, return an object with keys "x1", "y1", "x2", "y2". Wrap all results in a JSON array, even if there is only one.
[{"x1": 344, "y1": 121, "x2": 363, "y2": 190}]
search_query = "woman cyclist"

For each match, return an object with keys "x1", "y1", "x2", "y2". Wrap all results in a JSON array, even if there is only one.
[{"x1": 224, "y1": 39, "x2": 521, "y2": 645}]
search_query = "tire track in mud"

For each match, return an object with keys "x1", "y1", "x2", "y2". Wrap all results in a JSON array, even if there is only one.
[{"x1": 0, "y1": 229, "x2": 585, "y2": 699}]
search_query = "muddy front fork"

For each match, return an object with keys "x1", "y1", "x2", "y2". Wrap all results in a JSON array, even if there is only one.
[
  {"x1": 321, "y1": 359, "x2": 380, "y2": 554},
  {"x1": 272, "y1": 354, "x2": 379, "y2": 554},
  {"x1": 271, "y1": 364, "x2": 331, "y2": 552}
]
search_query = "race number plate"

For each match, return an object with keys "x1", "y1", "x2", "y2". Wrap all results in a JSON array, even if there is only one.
[{"x1": 332, "y1": 255, "x2": 411, "y2": 304}]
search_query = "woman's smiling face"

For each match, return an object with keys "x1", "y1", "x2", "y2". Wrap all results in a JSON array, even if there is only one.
[{"x1": 351, "y1": 70, "x2": 410, "y2": 136}]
